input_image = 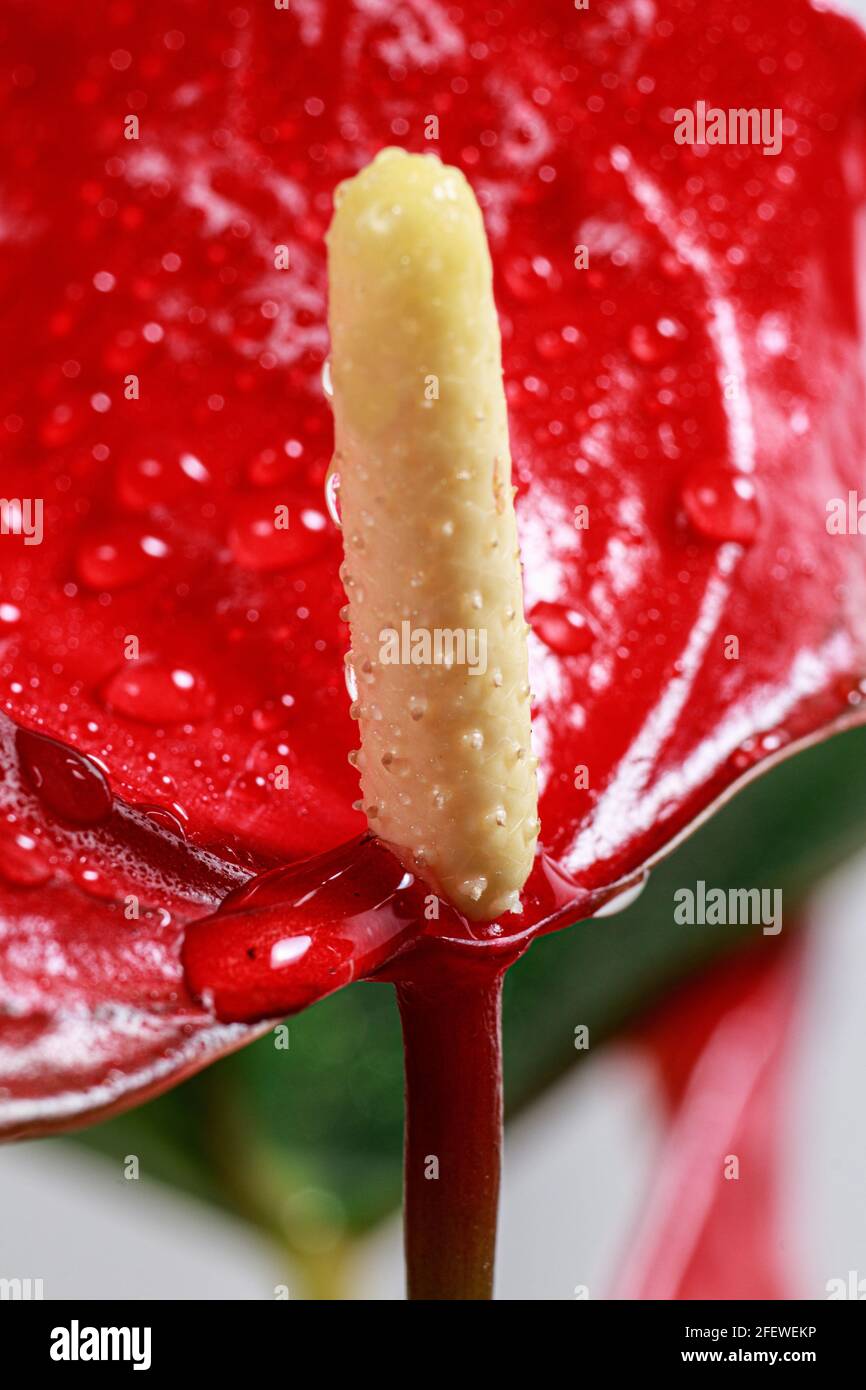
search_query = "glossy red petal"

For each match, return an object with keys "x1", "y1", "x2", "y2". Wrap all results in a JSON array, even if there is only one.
[
  {"x1": 1, "y1": 0, "x2": 866, "y2": 1113},
  {"x1": 0, "y1": 715, "x2": 270, "y2": 1137}
]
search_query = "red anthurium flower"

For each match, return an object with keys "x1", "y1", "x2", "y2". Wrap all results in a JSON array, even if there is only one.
[{"x1": 1, "y1": 0, "x2": 866, "y2": 1175}]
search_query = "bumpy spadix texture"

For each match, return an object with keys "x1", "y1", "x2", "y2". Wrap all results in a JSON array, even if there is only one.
[{"x1": 327, "y1": 149, "x2": 538, "y2": 919}]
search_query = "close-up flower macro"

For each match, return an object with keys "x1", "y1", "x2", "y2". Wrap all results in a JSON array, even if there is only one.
[{"x1": 3, "y1": 0, "x2": 866, "y2": 1343}]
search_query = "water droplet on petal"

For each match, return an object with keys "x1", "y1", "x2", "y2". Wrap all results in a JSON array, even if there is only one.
[
  {"x1": 16, "y1": 727, "x2": 113, "y2": 824},
  {"x1": 135, "y1": 803, "x2": 188, "y2": 839},
  {"x1": 228, "y1": 494, "x2": 328, "y2": 571},
  {"x1": 103, "y1": 662, "x2": 213, "y2": 725},
  {"x1": 680, "y1": 465, "x2": 760, "y2": 545},
  {"x1": 530, "y1": 600, "x2": 595, "y2": 655},
  {"x1": 628, "y1": 318, "x2": 686, "y2": 365},
  {"x1": 116, "y1": 454, "x2": 209, "y2": 511},
  {"x1": 73, "y1": 861, "x2": 118, "y2": 900},
  {"x1": 76, "y1": 525, "x2": 170, "y2": 589},
  {"x1": 245, "y1": 447, "x2": 280, "y2": 488},
  {"x1": 0, "y1": 825, "x2": 52, "y2": 886},
  {"x1": 182, "y1": 836, "x2": 421, "y2": 1022},
  {"x1": 730, "y1": 739, "x2": 760, "y2": 772}
]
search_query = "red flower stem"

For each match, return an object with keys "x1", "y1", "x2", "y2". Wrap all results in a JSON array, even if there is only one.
[{"x1": 396, "y1": 959, "x2": 505, "y2": 1300}]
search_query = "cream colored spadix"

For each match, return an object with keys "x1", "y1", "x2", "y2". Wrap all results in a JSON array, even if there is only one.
[{"x1": 326, "y1": 147, "x2": 538, "y2": 920}]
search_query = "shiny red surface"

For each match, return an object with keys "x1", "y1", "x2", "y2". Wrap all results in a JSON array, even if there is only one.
[{"x1": 2, "y1": 0, "x2": 866, "y2": 1131}]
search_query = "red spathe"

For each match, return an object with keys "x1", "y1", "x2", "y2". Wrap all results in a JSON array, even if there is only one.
[{"x1": 0, "y1": 0, "x2": 865, "y2": 1124}]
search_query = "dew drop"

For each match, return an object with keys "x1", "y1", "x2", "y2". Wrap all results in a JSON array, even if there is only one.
[
  {"x1": 321, "y1": 358, "x2": 333, "y2": 402},
  {"x1": 834, "y1": 674, "x2": 863, "y2": 708},
  {"x1": 76, "y1": 525, "x2": 170, "y2": 590},
  {"x1": 628, "y1": 318, "x2": 687, "y2": 365},
  {"x1": 136, "y1": 803, "x2": 188, "y2": 839},
  {"x1": 246, "y1": 449, "x2": 290, "y2": 488},
  {"x1": 181, "y1": 452, "x2": 209, "y2": 482},
  {"x1": 250, "y1": 702, "x2": 286, "y2": 734},
  {"x1": 680, "y1": 465, "x2": 760, "y2": 545},
  {"x1": 344, "y1": 659, "x2": 359, "y2": 702},
  {"x1": 103, "y1": 662, "x2": 213, "y2": 725},
  {"x1": 324, "y1": 464, "x2": 342, "y2": 529},
  {"x1": 73, "y1": 861, "x2": 118, "y2": 901},
  {"x1": 243, "y1": 736, "x2": 293, "y2": 779},
  {"x1": 229, "y1": 496, "x2": 328, "y2": 571},
  {"x1": 16, "y1": 727, "x2": 113, "y2": 825},
  {"x1": 529, "y1": 600, "x2": 595, "y2": 656},
  {"x1": 730, "y1": 739, "x2": 760, "y2": 772},
  {"x1": 116, "y1": 454, "x2": 209, "y2": 511},
  {"x1": 0, "y1": 825, "x2": 52, "y2": 886}
]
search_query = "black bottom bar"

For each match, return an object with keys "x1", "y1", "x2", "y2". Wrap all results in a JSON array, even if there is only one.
[{"x1": 3, "y1": 1297, "x2": 865, "y2": 1373}]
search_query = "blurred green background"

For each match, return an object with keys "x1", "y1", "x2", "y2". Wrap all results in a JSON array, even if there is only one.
[{"x1": 62, "y1": 724, "x2": 866, "y2": 1295}]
